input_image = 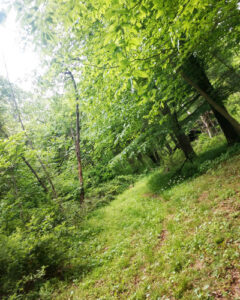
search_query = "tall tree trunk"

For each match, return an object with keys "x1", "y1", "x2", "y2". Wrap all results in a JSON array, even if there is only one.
[
  {"x1": 161, "y1": 104, "x2": 196, "y2": 160},
  {"x1": 182, "y1": 55, "x2": 240, "y2": 144},
  {"x1": 66, "y1": 70, "x2": 84, "y2": 203},
  {"x1": 171, "y1": 112, "x2": 196, "y2": 160}
]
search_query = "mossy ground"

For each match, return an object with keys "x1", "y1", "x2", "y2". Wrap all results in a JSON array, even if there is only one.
[{"x1": 54, "y1": 151, "x2": 240, "y2": 299}]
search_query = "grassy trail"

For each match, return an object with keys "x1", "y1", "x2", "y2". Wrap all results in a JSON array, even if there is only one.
[{"x1": 57, "y1": 155, "x2": 240, "y2": 300}]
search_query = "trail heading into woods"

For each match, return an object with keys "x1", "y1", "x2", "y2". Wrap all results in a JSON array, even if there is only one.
[{"x1": 56, "y1": 155, "x2": 240, "y2": 300}]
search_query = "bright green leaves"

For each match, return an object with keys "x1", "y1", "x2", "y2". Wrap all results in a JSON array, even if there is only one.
[
  {"x1": 0, "y1": 133, "x2": 25, "y2": 167},
  {"x1": 135, "y1": 69, "x2": 149, "y2": 79},
  {"x1": 129, "y1": 36, "x2": 142, "y2": 48}
]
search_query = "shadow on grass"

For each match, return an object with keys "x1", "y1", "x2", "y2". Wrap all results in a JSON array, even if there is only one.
[{"x1": 148, "y1": 142, "x2": 240, "y2": 194}]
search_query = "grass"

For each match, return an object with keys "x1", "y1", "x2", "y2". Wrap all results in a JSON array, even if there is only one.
[{"x1": 53, "y1": 146, "x2": 240, "y2": 299}]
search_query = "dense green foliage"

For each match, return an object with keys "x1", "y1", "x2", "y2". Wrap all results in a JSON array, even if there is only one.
[{"x1": 0, "y1": 0, "x2": 240, "y2": 298}]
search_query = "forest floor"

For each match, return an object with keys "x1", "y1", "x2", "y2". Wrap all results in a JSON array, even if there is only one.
[{"x1": 56, "y1": 154, "x2": 240, "y2": 300}]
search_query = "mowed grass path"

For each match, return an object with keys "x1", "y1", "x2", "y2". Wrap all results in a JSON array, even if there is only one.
[{"x1": 56, "y1": 155, "x2": 240, "y2": 300}]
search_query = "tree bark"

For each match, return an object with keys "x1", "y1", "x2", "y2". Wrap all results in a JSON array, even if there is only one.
[
  {"x1": 181, "y1": 55, "x2": 240, "y2": 144},
  {"x1": 172, "y1": 112, "x2": 196, "y2": 160},
  {"x1": 181, "y1": 71, "x2": 240, "y2": 142},
  {"x1": 161, "y1": 104, "x2": 196, "y2": 160}
]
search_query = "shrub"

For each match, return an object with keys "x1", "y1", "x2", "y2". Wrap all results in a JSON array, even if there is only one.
[{"x1": 0, "y1": 204, "x2": 84, "y2": 299}]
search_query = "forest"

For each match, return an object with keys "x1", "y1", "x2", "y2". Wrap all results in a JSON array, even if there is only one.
[{"x1": 0, "y1": 0, "x2": 240, "y2": 299}]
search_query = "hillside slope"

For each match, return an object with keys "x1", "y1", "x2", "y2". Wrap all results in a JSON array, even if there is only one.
[{"x1": 56, "y1": 155, "x2": 240, "y2": 300}]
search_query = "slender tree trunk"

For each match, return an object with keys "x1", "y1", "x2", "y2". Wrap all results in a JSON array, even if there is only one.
[
  {"x1": 37, "y1": 159, "x2": 57, "y2": 197},
  {"x1": 21, "y1": 156, "x2": 49, "y2": 193},
  {"x1": 154, "y1": 82, "x2": 195, "y2": 159},
  {"x1": 200, "y1": 111, "x2": 217, "y2": 138},
  {"x1": 66, "y1": 70, "x2": 84, "y2": 203},
  {"x1": 172, "y1": 112, "x2": 196, "y2": 160},
  {"x1": 181, "y1": 55, "x2": 240, "y2": 144},
  {"x1": 201, "y1": 115, "x2": 212, "y2": 138},
  {"x1": 161, "y1": 104, "x2": 196, "y2": 160}
]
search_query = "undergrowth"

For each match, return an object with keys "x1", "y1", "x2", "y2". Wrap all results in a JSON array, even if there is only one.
[
  {"x1": 2, "y1": 134, "x2": 240, "y2": 299},
  {"x1": 148, "y1": 134, "x2": 240, "y2": 193}
]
